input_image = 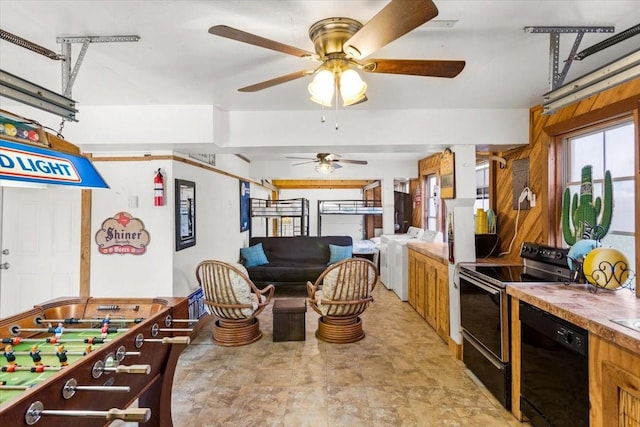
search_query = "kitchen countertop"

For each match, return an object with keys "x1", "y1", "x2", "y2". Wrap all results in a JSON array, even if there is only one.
[
  {"x1": 507, "y1": 283, "x2": 640, "y2": 354},
  {"x1": 406, "y1": 241, "x2": 448, "y2": 263}
]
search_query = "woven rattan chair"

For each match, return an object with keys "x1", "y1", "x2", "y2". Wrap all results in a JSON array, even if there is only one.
[
  {"x1": 306, "y1": 257, "x2": 378, "y2": 343},
  {"x1": 196, "y1": 260, "x2": 274, "y2": 346}
]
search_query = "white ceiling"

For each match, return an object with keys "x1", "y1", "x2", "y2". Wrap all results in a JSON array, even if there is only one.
[{"x1": 1, "y1": 1, "x2": 639, "y2": 163}]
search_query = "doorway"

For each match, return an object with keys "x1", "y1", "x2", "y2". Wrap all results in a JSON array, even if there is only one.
[{"x1": 0, "y1": 186, "x2": 81, "y2": 317}]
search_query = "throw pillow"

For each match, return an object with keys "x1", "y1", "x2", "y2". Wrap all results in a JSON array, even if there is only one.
[
  {"x1": 240, "y1": 243, "x2": 269, "y2": 268},
  {"x1": 328, "y1": 244, "x2": 353, "y2": 265}
]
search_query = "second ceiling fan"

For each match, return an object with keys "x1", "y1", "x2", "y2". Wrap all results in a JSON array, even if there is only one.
[
  {"x1": 287, "y1": 153, "x2": 367, "y2": 173},
  {"x1": 209, "y1": 0, "x2": 465, "y2": 106}
]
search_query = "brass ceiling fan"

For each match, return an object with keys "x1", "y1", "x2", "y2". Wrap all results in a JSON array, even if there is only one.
[
  {"x1": 209, "y1": 0, "x2": 465, "y2": 106},
  {"x1": 287, "y1": 153, "x2": 367, "y2": 173}
]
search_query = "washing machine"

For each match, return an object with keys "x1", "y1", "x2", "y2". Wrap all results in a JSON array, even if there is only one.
[
  {"x1": 389, "y1": 230, "x2": 443, "y2": 301},
  {"x1": 379, "y1": 227, "x2": 423, "y2": 289}
]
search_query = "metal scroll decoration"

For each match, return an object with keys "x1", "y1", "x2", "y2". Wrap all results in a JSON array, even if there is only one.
[{"x1": 566, "y1": 225, "x2": 635, "y2": 293}]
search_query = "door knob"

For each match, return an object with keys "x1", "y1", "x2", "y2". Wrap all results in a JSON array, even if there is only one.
[
  {"x1": 1, "y1": 249, "x2": 8, "y2": 255},
  {"x1": 0, "y1": 262, "x2": 9, "y2": 270}
]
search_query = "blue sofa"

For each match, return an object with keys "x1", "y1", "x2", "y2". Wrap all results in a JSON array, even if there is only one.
[{"x1": 242, "y1": 236, "x2": 353, "y2": 287}]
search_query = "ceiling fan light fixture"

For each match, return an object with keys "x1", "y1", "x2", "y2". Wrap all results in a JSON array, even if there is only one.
[
  {"x1": 308, "y1": 69, "x2": 335, "y2": 106},
  {"x1": 315, "y1": 161, "x2": 335, "y2": 174},
  {"x1": 339, "y1": 68, "x2": 367, "y2": 106}
]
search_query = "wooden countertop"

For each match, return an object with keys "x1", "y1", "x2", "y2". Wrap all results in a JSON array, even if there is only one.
[
  {"x1": 507, "y1": 283, "x2": 640, "y2": 354},
  {"x1": 406, "y1": 241, "x2": 448, "y2": 263}
]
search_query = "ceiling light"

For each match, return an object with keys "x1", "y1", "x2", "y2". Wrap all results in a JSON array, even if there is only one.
[
  {"x1": 315, "y1": 162, "x2": 335, "y2": 174},
  {"x1": 339, "y1": 68, "x2": 367, "y2": 106},
  {"x1": 308, "y1": 69, "x2": 334, "y2": 106},
  {"x1": 308, "y1": 64, "x2": 367, "y2": 107}
]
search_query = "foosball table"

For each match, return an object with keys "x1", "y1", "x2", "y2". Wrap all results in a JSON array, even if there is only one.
[{"x1": 0, "y1": 296, "x2": 195, "y2": 426}]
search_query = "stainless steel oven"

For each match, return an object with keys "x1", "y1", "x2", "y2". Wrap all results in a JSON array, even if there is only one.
[{"x1": 457, "y1": 242, "x2": 572, "y2": 410}]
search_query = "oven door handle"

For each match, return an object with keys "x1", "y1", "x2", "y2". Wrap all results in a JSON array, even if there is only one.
[
  {"x1": 462, "y1": 330, "x2": 504, "y2": 370},
  {"x1": 460, "y1": 274, "x2": 501, "y2": 295}
]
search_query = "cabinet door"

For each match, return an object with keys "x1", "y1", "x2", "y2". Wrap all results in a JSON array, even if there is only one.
[
  {"x1": 435, "y1": 264, "x2": 450, "y2": 342},
  {"x1": 408, "y1": 252, "x2": 417, "y2": 309},
  {"x1": 415, "y1": 258, "x2": 426, "y2": 318},
  {"x1": 424, "y1": 260, "x2": 437, "y2": 329}
]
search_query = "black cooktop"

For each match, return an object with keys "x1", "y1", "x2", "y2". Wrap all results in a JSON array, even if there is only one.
[
  {"x1": 459, "y1": 264, "x2": 570, "y2": 285},
  {"x1": 458, "y1": 242, "x2": 573, "y2": 287}
]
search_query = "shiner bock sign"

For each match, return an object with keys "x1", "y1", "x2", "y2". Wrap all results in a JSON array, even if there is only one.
[{"x1": 95, "y1": 212, "x2": 150, "y2": 255}]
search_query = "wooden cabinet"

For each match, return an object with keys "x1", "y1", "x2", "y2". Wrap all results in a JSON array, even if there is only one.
[
  {"x1": 408, "y1": 248, "x2": 449, "y2": 342},
  {"x1": 590, "y1": 334, "x2": 640, "y2": 427}
]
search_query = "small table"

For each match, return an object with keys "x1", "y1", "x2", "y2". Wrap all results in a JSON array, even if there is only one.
[{"x1": 272, "y1": 298, "x2": 306, "y2": 342}]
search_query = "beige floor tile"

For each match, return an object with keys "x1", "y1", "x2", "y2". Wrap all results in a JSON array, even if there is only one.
[{"x1": 171, "y1": 284, "x2": 527, "y2": 427}]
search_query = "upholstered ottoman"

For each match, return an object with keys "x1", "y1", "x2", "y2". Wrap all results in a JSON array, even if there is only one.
[{"x1": 272, "y1": 298, "x2": 306, "y2": 342}]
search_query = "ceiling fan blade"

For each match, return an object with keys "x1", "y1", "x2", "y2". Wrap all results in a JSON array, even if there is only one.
[
  {"x1": 332, "y1": 163, "x2": 343, "y2": 169},
  {"x1": 323, "y1": 153, "x2": 341, "y2": 161},
  {"x1": 238, "y1": 70, "x2": 313, "y2": 92},
  {"x1": 286, "y1": 156, "x2": 317, "y2": 160},
  {"x1": 291, "y1": 160, "x2": 317, "y2": 166},
  {"x1": 209, "y1": 25, "x2": 316, "y2": 58},
  {"x1": 344, "y1": 0, "x2": 439, "y2": 60},
  {"x1": 334, "y1": 159, "x2": 368, "y2": 165},
  {"x1": 363, "y1": 59, "x2": 465, "y2": 78}
]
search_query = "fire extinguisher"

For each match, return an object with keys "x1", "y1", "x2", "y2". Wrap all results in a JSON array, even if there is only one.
[{"x1": 154, "y1": 169, "x2": 164, "y2": 206}]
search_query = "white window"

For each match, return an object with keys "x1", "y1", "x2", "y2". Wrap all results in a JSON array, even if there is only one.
[
  {"x1": 424, "y1": 174, "x2": 438, "y2": 230},
  {"x1": 563, "y1": 120, "x2": 635, "y2": 288},
  {"x1": 474, "y1": 161, "x2": 490, "y2": 212}
]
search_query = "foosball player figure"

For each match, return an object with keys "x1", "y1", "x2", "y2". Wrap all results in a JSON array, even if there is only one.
[
  {"x1": 101, "y1": 314, "x2": 111, "y2": 326},
  {"x1": 29, "y1": 345, "x2": 43, "y2": 366},
  {"x1": 54, "y1": 322, "x2": 65, "y2": 338},
  {"x1": 56, "y1": 345, "x2": 69, "y2": 366},
  {"x1": 101, "y1": 323, "x2": 109, "y2": 339},
  {"x1": 84, "y1": 344, "x2": 93, "y2": 355},
  {"x1": 3, "y1": 345, "x2": 16, "y2": 365}
]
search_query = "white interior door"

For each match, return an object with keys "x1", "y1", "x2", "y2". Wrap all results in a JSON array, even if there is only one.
[{"x1": 0, "y1": 186, "x2": 81, "y2": 318}]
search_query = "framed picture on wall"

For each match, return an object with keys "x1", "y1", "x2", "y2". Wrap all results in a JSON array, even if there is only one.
[
  {"x1": 239, "y1": 180, "x2": 250, "y2": 232},
  {"x1": 175, "y1": 179, "x2": 196, "y2": 251},
  {"x1": 440, "y1": 148, "x2": 455, "y2": 199}
]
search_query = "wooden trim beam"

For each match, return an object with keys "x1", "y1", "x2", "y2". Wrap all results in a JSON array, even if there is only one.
[
  {"x1": 270, "y1": 179, "x2": 375, "y2": 189},
  {"x1": 79, "y1": 189, "x2": 91, "y2": 296}
]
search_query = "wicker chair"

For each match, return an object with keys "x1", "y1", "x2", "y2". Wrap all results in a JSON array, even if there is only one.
[
  {"x1": 307, "y1": 257, "x2": 378, "y2": 343},
  {"x1": 196, "y1": 260, "x2": 274, "y2": 346}
]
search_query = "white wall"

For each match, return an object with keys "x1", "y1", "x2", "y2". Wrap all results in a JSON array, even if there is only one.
[
  {"x1": 90, "y1": 154, "x2": 273, "y2": 299},
  {"x1": 90, "y1": 158, "x2": 174, "y2": 297}
]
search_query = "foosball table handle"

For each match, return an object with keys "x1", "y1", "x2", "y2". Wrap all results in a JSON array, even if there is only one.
[
  {"x1": 114, "y1": 364, "x2": 151, "y2": 375},
  {"x1": 25, "y1": 401, "x2": 151, "y2": 425},
  {"x1": 161, "y1": 336, "x2": 191, "y2": 345},
  {"x1": 106, "y1": 408, "x2": 151, "y2": 422}
]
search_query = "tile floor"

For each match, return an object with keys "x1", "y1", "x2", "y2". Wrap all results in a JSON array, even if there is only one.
[{"x1": 169, "y1": 284, "x2": 526, "y2": 427}]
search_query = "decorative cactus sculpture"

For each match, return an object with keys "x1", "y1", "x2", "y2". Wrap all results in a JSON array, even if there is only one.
[{"x1": 562, "y1": 165, "x2": 613, "y2": 246}]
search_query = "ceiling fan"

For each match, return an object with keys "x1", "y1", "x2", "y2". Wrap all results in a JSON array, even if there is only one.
[
  {"x1": 208, "y1": 0, "x2": 465, "y2": 106},
  {"x1": 287, "y1": 153, "x2": 368, "y2": 173}
]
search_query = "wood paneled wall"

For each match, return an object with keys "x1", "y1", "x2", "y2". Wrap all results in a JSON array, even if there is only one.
[{"x1": 493, "y1": 77, "x2": 640, "y2": 286}]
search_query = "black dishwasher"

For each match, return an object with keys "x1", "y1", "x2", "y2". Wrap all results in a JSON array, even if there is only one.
[{"x1": 519, "y1": 301, "x2": 589, "y2": 427}]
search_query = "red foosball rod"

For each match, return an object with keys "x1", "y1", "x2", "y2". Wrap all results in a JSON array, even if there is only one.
[
  {"x1": 1, "y1": 337, "x2": 112, "y2": 345},
  {"x1": 34, "y1": 316, "x2": 144, "y2": 325},
  {"x1": 10, "y1": 325, "x2": 128, "y2": 335},
  {"x1": 2, "y1": 365, "x2": 63, "y2": 372},
  {"x1": 24, "y1": 401, "x2": 151, "y2": 425}
]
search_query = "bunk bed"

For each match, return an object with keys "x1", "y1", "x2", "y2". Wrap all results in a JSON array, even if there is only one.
[
  {"x1": 249, "y1": 198, "x2": 309, "y2": 237},
  {"x1": 317, "y1": 199, "x2": 383, "y2": 244}
]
